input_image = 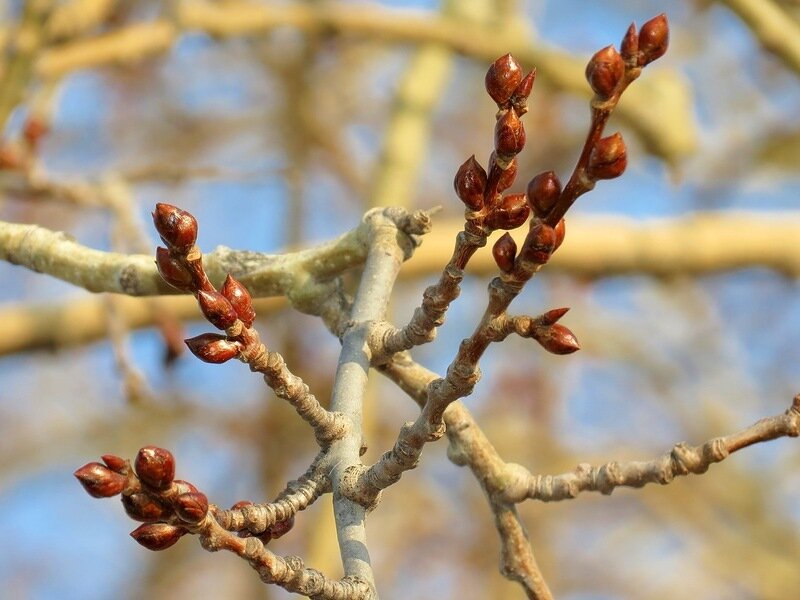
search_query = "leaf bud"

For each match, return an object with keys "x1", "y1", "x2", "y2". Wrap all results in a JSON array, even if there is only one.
[
  {"x1": 520, "y1": 222, "x2": 556, "y2": 264},
  {"x1": 485, "y1": 53, "x2": 523, "y2": 105},
  {"x1": 134, "y1": 446, "x2": 175, "y2": 490},
  {"x1": 122, "y1": 492, "x2": 170, "y2": 523},
  {"x1": 494, "y1": 109, "x2": 526, "y2": 158},
  {"x1": 101, "y1": 454, "x2": 128, "y2": 474},
  {"x1": 492, "y1": 233, "x2": 517, "y2": 273},
  {"x1": 585, "y1": 45, "x2": 624, "y2": 99},
  {"x1": 485, "y1": 193, "x2": 530, "y2": 231},
  {"x1": 198, "y1": 290, "x2": 239, "y2": 330},
  {"x1": 152, "y1": 203, "x2": 198, "y2": 253},
  {"x1": 587, "y1": 133, "x2": 627, "y2": 180},
  {"x1": 174, "y1": 492, "x2": 209, "y2": 524},
  {"x1": 185, "y1": 333, "x2": 241, "y2": 364},
  {"x1": 526, "y1": 171, "x2": 562, "y2": 218},
  {"x1": 222, "y1": 274, "x2": 255, "y2": 328},
  {"x1": 453, "y1": 155, "x2": 487, "y2": 211},
  {"x1": 620, "y1": 23, "x2": 638, "y2": 62},
  {"x1": 536, "y1": 323, "x2": 580, "y2": 355},
  {"x1": 74, "y1": 462, "x2": 126, "y2": 498},
  {"x1": 130, "y1": 523, "x2": 186, "y2": 551},
  {"x1": 639, "y1": 14, "x2": 669, "y2": 65},
  {"x1": 537, "y1": 307, "x2": 570, "y2": 327},
  {"x1": 155, "y1": 247, "x2": 193, "y2": 292},
  {"x1": 511, "y1": 69, "x2": 536, "y2": 114}
]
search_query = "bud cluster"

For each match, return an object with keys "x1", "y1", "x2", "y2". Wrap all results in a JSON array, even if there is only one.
[
  {"x1": 453, "y1": 54, "x2": 536, "y2": 233},
  {"x1": 152, "y1": 203, "x2": 257, "y2": 365},
  {"x1": 75, "y1": 446, "x2": 214, "y2": 552},
  {"x1": 584, "y1": 14, "x2": 669, "y2": 100}
]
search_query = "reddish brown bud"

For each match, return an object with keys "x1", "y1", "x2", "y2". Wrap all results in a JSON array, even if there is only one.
[
  {"x1": 526, "y1": 171, "x2": 562, "y2": 218},
  {"x1": 222, "y1": 274, "x2": 255, "y2": 328},
  {"x1": 536, "y1": 323, "x2": 580, "y2": 355},
  {"x1": 511, "y1": 70, "x2": 536, "y2": 114},
  {"x1": 152, "y1": 203, "x2": 198, "y2": 252},
  {"x1": 585, "y1": 45, "x2": 624, "y2": 99},
  {"x1": 134, "y1": 446, "x2": 175, "y2": 490},
  {"x1": 155, "y1": 247, "x2": 193, "y2": 292},
  {"x1": 496, "y1": 156, "x2": 518, "y2": 193},
  {"x1": 621, "y1": 23, "x2": 638, "y2": 62},
  {"x1": 492, "y1": 233, "x2": 517, "y2": 273},
  {"x1": 267, "y1": 515, "x2": 295, "y2": 540},
  {"x1": 494, "y1": 109, "x2": 526, "y2": 158},
  {"x1": 74, "y1": 462, "x2": 126, "y2": 498},
  {"x1": 554, "y1": 218, "x2": 566, "y2": 250},
  {"x1": 486, "y1": 193, "x2": 530, "y2": 231},
  {"x1": 122, "y1": 492, "x2": 170, "y2": 522},
  {"x1": 198, "y1": 290, "x2": 238, "y2": 330},
  {"x1": 130, "y1": 523, "x2": 186, "y2": 551},
  {"x1": 454, "y1": 155, "x2": 487, "y2": 211},
  {"x1": 639, "y1": 14, "x2": 669, "y2": 65},
  {"x1": 231, "y1": 500, "x2": 253, "y2": 510},
  {"x1": 174, "y1": 492, "x2": 209, "y2": 524},
  {"x1": 537, "y1": 307, "x2": 569, "y2": 327},
  {"x1": 588, "y1": 133, "x2": 627, "y2": 180},
  {"x1": 520, "y1": 222, "x2": 556, "y2": 264},
  {"x1": 185, "y1": 333, "x2": 241, "y2": 364},
  {"x1": 0, "y1": 145, "x2": 22, "y2": 170},
  {"x1": 101, "y1": 454, "x2": 128, "y2": 474},
  {"x1": 485, "y1": 53, "x2": 523, "y2": 105}
]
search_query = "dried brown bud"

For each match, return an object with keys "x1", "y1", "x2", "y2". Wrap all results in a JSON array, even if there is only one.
[
  {"x1": 492, "y1": 233, "x2": 517, "y2": 273},
  {"x1": 639, "y1": 14, "x2": 669, "y2": 65},
  {"x1": 222, "y1": 274, "x2": 255, "y2": 328},
  {"x1": 537, "y1": 307, "x2": 569, "y2": 327},
  {"x1": 588, "y1": 133, "x2": 627, "y2": 180},
  {"x1": 198, "y1": 290, "x2": 239, "y2": 330},
  {"x1": 130, "y1": 523, "x2": 186, "y2": 551},
  {"x1": 152, "y1": 203, "x2": 198, "y2": 253},
  {"x1": 536, "y1": 323, "x2": 580, "y2": 355},
  {"x1": 526, "y1": 171, "x2": 562, "y2": 218},
  {"x1": 494, "y1": 109, "x2": 526, "y2": 158},
  {"x1": 496, "y1": 156, "x2": 518, "y2": 193},
  {"x1": 585, "y1": 45, "x2": 624, "y2": 99},
  {"x1": 134, "y1": 446, "x2": 175, "y2": 490},
  {"x1": 511, "y1": 70, "x2": 536, "y2": 114},
  {"x1": 74, "y1": 462, "x2": 126, "y2": 498},
  {"x1": 185, "y1": 333, "x2": 241, "y2": 364},
  {"x1": 122, "y1": 492, "x2": 170, "y2": 523},
  {"x1": 454, "y1": 155, "x2": 487, "y2": 211},
  {"x1": 485, "y1": 54, "x2": 523, "y2": 105},
  {"x1": 101, "y1": 454, "x2": 128, "y2": 474},
  {"x1": 267, "y1": 515, "x2": 295, "y2": 540},
  {"x1": 174, "y1": 492, "x2": 209, "y2": 524},
  {"x1": 554, "y1": 218, "x2": 566, "y2": 250},
  {"x1": 520, "y1": 222, "x2": 557, "y2": 264},
  {"x1": 155, "y1": 247, "x2": 193, "y2": 292},
  {"x1": 620, "y1": 23, "x2": 638, "y2": 62},
  {"x1": 486, "y1": 193, "x2": 530, "y2": 231}
]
